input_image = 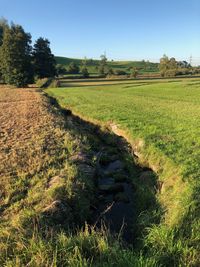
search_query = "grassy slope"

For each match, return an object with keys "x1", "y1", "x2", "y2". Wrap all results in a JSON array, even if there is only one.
[
  {"x1": 47, "y1": 78, "x2": 200, "y2": 266},
  {"x1": 55, "y1": 56, "x2": 159, "y2": 74},
  {"x1": 0, "y1": 87, "x2": 157, "y2": 266}
]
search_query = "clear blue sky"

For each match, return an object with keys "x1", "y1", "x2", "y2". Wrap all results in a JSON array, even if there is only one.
[{"x1": 1, "y1": 0, "x2": 200, "y2": 64}]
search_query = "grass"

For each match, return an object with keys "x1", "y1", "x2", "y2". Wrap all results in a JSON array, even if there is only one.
[
  {"x1": 55, "y1": 56, "x2": 159, "y2": 74},
  {"x1": 0, "y1": 86, "x2": 159, "y2": 266},
  {"x1": 47, "y1": 77, "x2": 200, "y2": 266}
]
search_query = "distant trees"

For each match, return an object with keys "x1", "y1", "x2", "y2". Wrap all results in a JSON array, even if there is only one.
[
  {"x1": 98, "y1": 54, "x2": 107, "y2": 75},
  {"x1": 159, "y1": 55, "x2": 178, "y2": 77},
  {"x1": 0, "y1": 24, "x2": 34, "y2": 87},
  {"x1": 159, "y1": 55, "x2": 192, "y2": 77},
  {"x1": 130, "y1": 67, "x2": 138, "y2": 78},
  {"x1": 0, "y1": 18, "x2": 8, "y2": 46},
  {"x1": 68, "y1": 62, "x2": 80, "y2": 74},
  {"x1": 32, "y1": 37, "x2": 56, "y2": 79},
  {"x1": 0, "y1": 18, "x2": 8, "y2": 81},
  {"x1": 56, "y1": 64, "x2": 67, "y2": 76},
  {"x1": 107, "y1": 67, "x2": 114, "y2": 76},
  {"x1": 0, "y1": 19, "x2": 56, "y2": 87},
  {"x1": 81, "y1": 66, "x2": 89, "y2": 78},
  {"x1": 115, "y1": 70, "x2": 127, "y2": 76}
]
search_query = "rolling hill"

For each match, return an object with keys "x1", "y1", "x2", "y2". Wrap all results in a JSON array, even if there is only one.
[{"x1": 55, "y1": 56, "x2": 159, "y2": 74}]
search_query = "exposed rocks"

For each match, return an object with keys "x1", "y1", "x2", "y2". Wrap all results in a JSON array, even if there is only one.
[
  {"x1": 78, "y1": 164, "x2": 95, "y2": 179},
  {"x1": 114, "y1": 192, "x2": 130, "y2": 203},
  {"x1": 105, "y1": 160, "x2": 124, "y2": 173},
  {"x1": 99, "y1": 183, "x2": 124, "y2": 193}
]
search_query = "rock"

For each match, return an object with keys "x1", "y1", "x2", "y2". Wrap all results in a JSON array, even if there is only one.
[
  {"x1": 112, "y1": 173, "x2": 128, "y2": 182},
  {"x1": 114, "y1": 192, "x2": 130, "y2": 203},
  {"x1": 103, "y1": 194, "x2": 113, "y2": 203},
  {"x1": 98, "y1": 177, "x2": 115, "y2": 187},
  {"x1": 99, "y1": 154, "x2": 119, "y2": 166},
  {"x1": 105, "y1": 160, "x2": 124, "y2": 173},
  {"x1": 78, "y1": 164, "x2": 95, "y2": 179},
  {"x1": 99, "y1": 183, "x2": 124, "y2": 193}
]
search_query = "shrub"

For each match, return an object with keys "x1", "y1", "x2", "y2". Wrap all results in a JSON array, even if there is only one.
[{"x1": 115, "y1": 70, "x2": 127, "y2": 76}]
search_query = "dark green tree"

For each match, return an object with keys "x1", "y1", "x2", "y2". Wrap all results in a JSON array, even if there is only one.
[
  {"x1": 56, "y1": 64, "x2": 67, "y2": 76},
  {"x1": 81, "y1": 66, "x2": 89, "y2": 78},
  {"x1": 68, "y1": 62, "x2": 80, "y2": 74},
  {"x1": 0, "y1": 18, "x2": 8, "y2": 46},
  {"x1": 107, "y1": 67, "x2": 114, "y2": 76},
  {"x1": 0, "y1": 24, "x2": 33, "y2": 87},
  {"x1": 130, "y1": 67, "x2": 138, "y2": 78},
  {"x1": 98, "y1": 54, "x2": 107, "y2": 75},
  {"x1": 0, "y1": 18, "x2": 8, "y2": 81},
  {"x1": 32, "y1": 37, "x2": 56, "y2": 78}
]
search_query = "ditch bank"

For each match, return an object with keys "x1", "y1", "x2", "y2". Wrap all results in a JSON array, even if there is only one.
[{"x1": 45, "y1": 92, "x2": 162, "y2": 245}]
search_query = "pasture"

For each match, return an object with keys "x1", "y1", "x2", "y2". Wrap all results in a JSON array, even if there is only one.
[
  {"x1": 47, "y1": 77, "x2": 200, "y2": 266},
  {"x1": 55, "y1": 56, "x2": 159, "y2": 75}
]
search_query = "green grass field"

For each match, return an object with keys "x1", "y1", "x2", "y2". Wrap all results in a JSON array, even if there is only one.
[
  {"x1": 55, "y1": 56, "x2": 159, "y2": 74},
  {"x1": 47, "y1": 77, "x2": 200, "y2": 266}
]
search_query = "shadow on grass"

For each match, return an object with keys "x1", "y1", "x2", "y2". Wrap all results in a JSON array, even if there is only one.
[{"x1": 45, "y1": 93, "x2": 163, "y2": 247}]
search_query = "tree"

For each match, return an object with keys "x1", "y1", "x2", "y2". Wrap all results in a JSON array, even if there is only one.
[
  {"x1": 0, "y1": 18, "x2": 8, "y2": 46},
  {"x1": 159, "y1": 54, "x2": 169, "y2": 77},
  {"x1": 100, "y1": 54, "x2": 107, "y2": 65},
  {"x1": 159, "y1": 55, "x2": 178, "y2": 77},
  {"x1": 0, "y1": 18, "x2": 8, "y2": 81},
  {"x1": 68, "y1": 62, "x2": 80, "y2": 74},
  {"x1": 107, "y1": 67, "x2": 114, "y2": 76},
  {"x1": 32, "y1": 37, "x2": 56, "y2": 78},
  {"x1": 81, "y1": 66, "x2": 89, "y2": 78},
  {"x1": 130, "y1": 67, "x2": 138, "y2": 78},
  {"x1": 56, "y1": 64, "x2": 67, "y2": 76},
  {"x1": 98, "y1": 54, "x2": 107, "y2": 75},
  {"x1": 98, "y1": 65, "x2": 105, "y2": 75},
  {"x1": 0, "y1": 24, "x2": 33, "y2": 87}
]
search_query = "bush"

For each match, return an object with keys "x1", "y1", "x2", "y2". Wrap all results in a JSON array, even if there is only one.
[
  {"x1": 115, "y1": 70, "x2": 127, "y2": 76},
  {"x1": 68, "y1": 62, "x2": 80, "y2": 74},
  {"x1": 81, "y1": 67, "x2": 89, "y2": 78},
  {"x1": 56, "y1": 64, "x2": 67, "y2": 76}
]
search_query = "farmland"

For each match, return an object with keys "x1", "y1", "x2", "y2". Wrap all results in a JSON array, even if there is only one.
[
  {"x1": 0, "y1": 85, "x2": 160, "y2": 266},
  {"x1": 55, "y1": 56, "x2": 159, "y2": 75},
  {"x1": 47, "y1": 77, "x2": 200, "y2": 266}
]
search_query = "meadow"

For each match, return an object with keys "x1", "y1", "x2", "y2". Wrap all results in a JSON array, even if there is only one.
[
  {"x1": 55, "y1": 56, "x2": 159, "y2": 75},
  {"x1": 47, "y1": 77, "x2": 200, "y2": 266}
]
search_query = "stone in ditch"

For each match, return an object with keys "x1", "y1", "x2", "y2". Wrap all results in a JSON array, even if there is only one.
[
  {"x1": 114, "y1": 192, "x2": 130, "y2": 203},
  {"x1": 98, "y1": 177, "x2": 115, "y2": 187},
  {"x1": 99, "y1": 183, "x2": 124, "y2": 193},
  {"x1": 106, "y1": 160, "x2": 124, "y2": 173},
  {"x1": 113, "y1": 173, "x2": 128, "y2": 182}
]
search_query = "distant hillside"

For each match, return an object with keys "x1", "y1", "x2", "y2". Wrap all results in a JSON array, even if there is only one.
[{"x1": 55, "y1": 56, "x2": 159, "y2": 74}]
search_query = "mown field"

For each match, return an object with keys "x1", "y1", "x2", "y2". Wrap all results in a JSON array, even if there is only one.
[{"x1": 47, "y1": 77, "x2": 200, "y2": 266}]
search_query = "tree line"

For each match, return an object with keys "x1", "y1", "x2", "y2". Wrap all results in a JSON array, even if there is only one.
[
  {"x1": 159, "y1": 54, "x2": 198, "y2": 77},
  {"x1": 0, "y1": 18, "x2": 56, "y2": 87},
  {"x1": 57, "y1": 54, "x2": 139, "y2": 78}
]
